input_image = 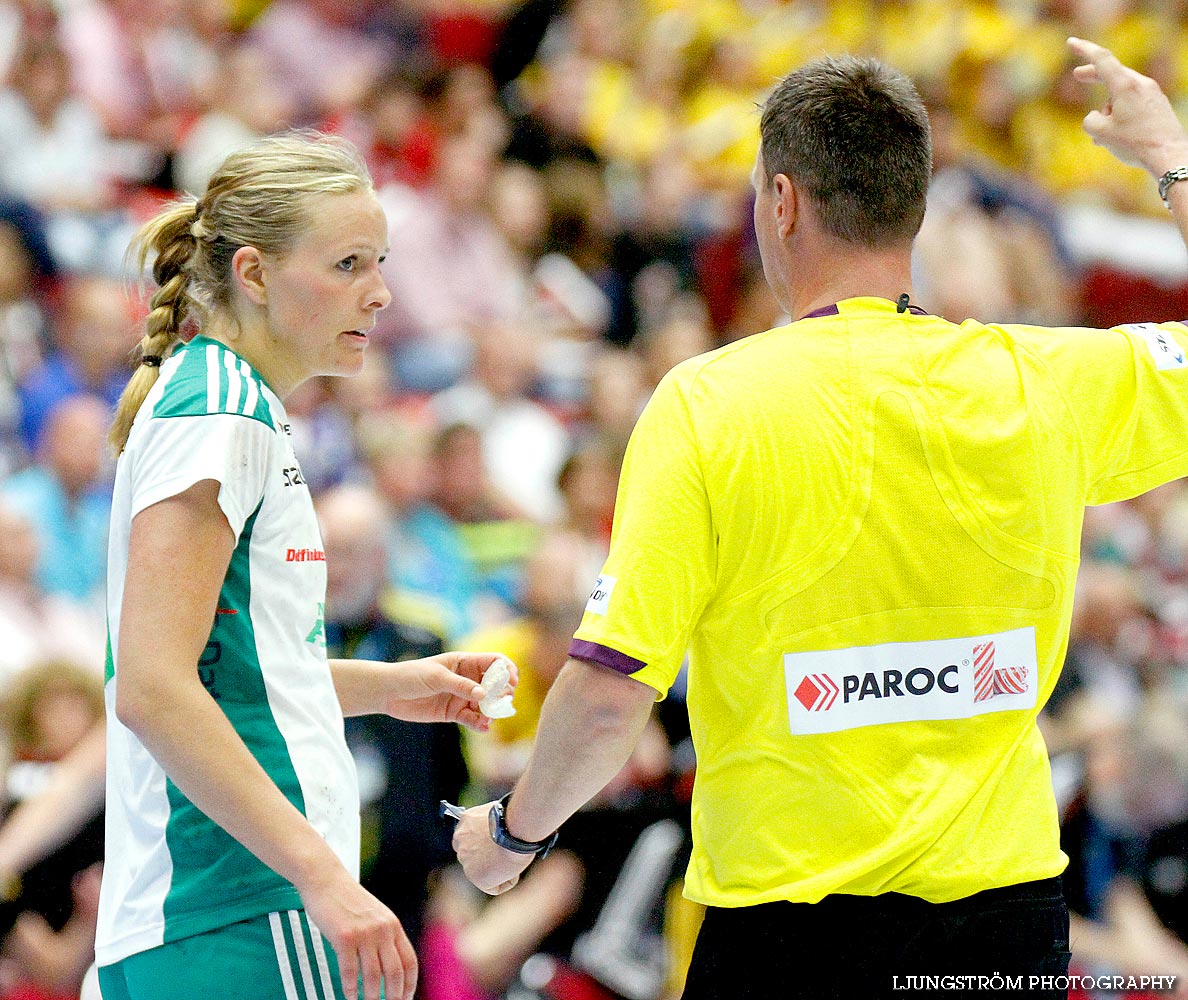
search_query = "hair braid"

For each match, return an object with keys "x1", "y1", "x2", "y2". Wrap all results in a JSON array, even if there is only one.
[{"x1": 108, "y1": 201, "x2": 200, "y2": 453}]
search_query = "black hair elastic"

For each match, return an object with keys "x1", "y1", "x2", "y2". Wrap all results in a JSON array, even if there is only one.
[{"x1": 141, "y1": 355, "x2": 163, "y2": 367}]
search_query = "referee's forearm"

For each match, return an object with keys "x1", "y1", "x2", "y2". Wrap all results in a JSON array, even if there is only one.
[
  {"x1": 1146, "y1": 140, "x2": 1188, "y2": 249},
  {"x1": 1168, "y1": 177, "x2": 1188, "y2": 250},
  {"x1": 504, "y1": 657, "x2": 655, "y2": 843}
]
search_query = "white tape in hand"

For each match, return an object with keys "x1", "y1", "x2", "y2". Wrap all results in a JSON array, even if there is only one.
[{"x1": 478, "y1": 657, "x2": 516, "y2": 718}]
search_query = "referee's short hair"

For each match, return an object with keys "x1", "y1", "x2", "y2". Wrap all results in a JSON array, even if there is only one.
[{"x1": 760, "y1": 55, "x2": 931, "y2": 248}]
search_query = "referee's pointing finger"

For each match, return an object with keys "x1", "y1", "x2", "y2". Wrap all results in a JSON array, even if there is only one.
[
  {"x1": 1066, "y1": 34, "x2": 1188, "y2": 175},
  {"x1": 1067, "y1": 36, "x2": 1127, "y2": 87}
]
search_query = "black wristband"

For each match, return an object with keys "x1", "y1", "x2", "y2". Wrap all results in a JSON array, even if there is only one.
[{"x1": 488, "y1": 793, "x2": 559, "y2": 858}]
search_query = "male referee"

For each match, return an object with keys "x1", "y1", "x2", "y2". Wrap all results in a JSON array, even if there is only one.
[{"x1": 453, "y1": 38, "x2": 1188, "y2": 999}]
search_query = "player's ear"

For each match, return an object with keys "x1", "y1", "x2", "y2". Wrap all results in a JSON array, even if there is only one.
[{"x1": 231, "y1": 246, "x2": 268, "y2": 307}]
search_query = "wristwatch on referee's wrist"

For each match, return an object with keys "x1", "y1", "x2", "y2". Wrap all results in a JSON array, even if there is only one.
[
  {"x1": 488, "y1": 793, "x2": 559, "y2": 859},
  {"x1": 1158, "y1": 165, "x2": 1188, "y2": 207}
]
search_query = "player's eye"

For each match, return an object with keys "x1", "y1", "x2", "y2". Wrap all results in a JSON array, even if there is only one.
[{"x1": 337, "y1": 256, "x2": 357, "y2": 272}]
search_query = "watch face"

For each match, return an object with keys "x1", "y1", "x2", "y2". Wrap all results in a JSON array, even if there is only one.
[{"x1": 489, "y1": 804, "x2": 501, "y2": 840}]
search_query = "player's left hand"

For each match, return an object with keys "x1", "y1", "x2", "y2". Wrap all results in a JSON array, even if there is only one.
[
  {"x1": 451, "y1": 802, "x2": 533, "y2": 895},
  {"x1": 381, "y1": 652, "x2": 516, "y2": 731}
]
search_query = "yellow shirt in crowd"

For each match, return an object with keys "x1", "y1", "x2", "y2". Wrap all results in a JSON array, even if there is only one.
[{"x1": 571, "y1": 297, "x2": 1188, "y2": 908}]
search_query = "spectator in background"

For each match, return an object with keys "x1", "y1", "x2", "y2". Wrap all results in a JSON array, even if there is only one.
[
  {"x1": 609, "y1": 151, "x2": 704, "y2": 342},
  {"x1": 0, "y1": 501, "x2": 105, "y2": 687},
  {"x1": 325, "y1": 346, "x2": 397, "y2": 427},
  {"x1": 0, "y1": 36, "x2": 142, "y2": 275},
  {"x1": 914, "y1": 101, "x2": 1079, "y2": 327},
  {"x1": 458, "y1": 530, "x2": 593, "y2": 793},
  {"x1": 244, "y1": 0, "x2": 403, "y2": 127},
  {"x1": 488, "y1": 161, "x2": 549, "y2": 270},
  {"x1": 0, "y1": 200, "x2": 56, "y2": 476},
  {"x1": 1, "y1": 394, "x2": 110, "y2": 608},
  {"x1": 0, "y1": 39, "x2": 116, "y2": 215},
  {"x1": 17, "y1": 276, "x2": 133, "y2": 451},
  {"x1": 539, "y1": 159, "x2": 620, "y2": 343},
  {"x1": 433, "y1": 320, "x2": 570, "y2": 524},
  {"x1": 503, "y1": 46, "x2": 601, "y2": 172},
  {"x1": 377, "y1": 129, "x2": 527, "y2": 390},
  {"x1": 278, "y1": 376, "x2": 359, "y2": 494},
  {"x1": 1056, "y1": 561, "x2": 1154, "y2": 717},
  {"x1": 342, "y1": 67, "x2": 437, "y2": 192},
  {"x1": 287, "y1": 352, "x2": 405, "y2": 496},
  {"x1": 556, "y1": 440, "x2": 618, "y2": 553},
  {"x1": 425, "y1": 63, "x2": 507, "y2": 155},
  {"x1": 428, "y1": 421, "x2": 538, "y2": 629},
  {"x1": 580, "y1": 347, "x2": 647, "y2": 454},
  {"x1": 172, "y1": 42, "x2": 295, "y2": 197},
  {"x1": 635, "y1": 306, "x2": 716, "y2": 393},
  {"x1": 318, "y1": 483, "x2": 470, "y2": 955},
  {"x1": 0, "y1": 659, "x2": 106, "y2": 1000},
  {"x1": 57, "y1": 0, "x2": 213, "y2": 148},
  {"x1": 357, "y1": 410, "x2": 479, "y2": 642},
  {"x1": 1059, "y1": 703, "x2": 1188, "y2": 988}
]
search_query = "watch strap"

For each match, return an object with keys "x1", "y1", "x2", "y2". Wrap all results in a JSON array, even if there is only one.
[
  {"x1": 1158, "y1": 165, "x2": 1188, "y2": 207},
  {"x1": 488, "y1": 793, "x2": 559, "y2": 858}
]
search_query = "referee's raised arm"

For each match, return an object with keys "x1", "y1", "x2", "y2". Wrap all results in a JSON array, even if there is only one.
[{"x1": 1070, "y1": 36, "x2": 1188, "y2": 244}]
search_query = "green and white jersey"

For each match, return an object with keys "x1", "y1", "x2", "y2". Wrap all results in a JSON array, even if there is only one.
[{"x1": 97, "y1": 335, "x2": 359, "y2": 967}]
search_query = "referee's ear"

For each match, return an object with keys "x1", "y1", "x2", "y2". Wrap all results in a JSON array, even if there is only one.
[{"x1": 772, "y1": 172, "x2": 799, "y2": 241}]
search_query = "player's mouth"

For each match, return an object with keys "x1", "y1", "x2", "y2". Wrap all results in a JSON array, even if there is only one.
[{"x1": 342, "y1": 330, "x2": 369, "y2": 342}]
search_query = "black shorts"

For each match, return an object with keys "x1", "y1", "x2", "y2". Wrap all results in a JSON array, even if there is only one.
[{"x1": 683, "y1": 876, "x2": 1070, "y2": 1000}]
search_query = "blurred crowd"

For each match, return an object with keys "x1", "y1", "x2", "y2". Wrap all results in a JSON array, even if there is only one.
[{"x1": 3, "y1": 0, "x2": 1188, "y2": 998}]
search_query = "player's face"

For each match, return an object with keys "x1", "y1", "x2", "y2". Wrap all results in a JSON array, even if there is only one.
[{"x1": 259, "y1": 189, "x2": 390, "y2": 391}]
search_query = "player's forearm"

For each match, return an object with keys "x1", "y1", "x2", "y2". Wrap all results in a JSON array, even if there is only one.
[
  {"x1": 504, "y1": 658, "x2": 655, "y2": 843},
  {"x1": 116, "y1": 670, "x2": 343, "y2": 892},
  {"x1": 329, "y1": 657, "x2": 388, "y2": 717}
]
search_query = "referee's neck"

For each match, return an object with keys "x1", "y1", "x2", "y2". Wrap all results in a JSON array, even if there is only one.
[{"x1": 784, "y1": 244, "x2": 915, "y2": 322}]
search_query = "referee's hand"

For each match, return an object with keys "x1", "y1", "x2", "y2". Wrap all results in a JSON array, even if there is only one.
[
  {"x1": 1068, "y1": 36, "x2": 1188, "y2": 177},
  {"x1": 451, "y1": 802, "x2": 533, "y2": 895}
]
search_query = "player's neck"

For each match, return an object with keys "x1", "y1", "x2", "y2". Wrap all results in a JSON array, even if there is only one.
[{"x1": 200, "y1": 314, "x2": 299, "y2": 398}]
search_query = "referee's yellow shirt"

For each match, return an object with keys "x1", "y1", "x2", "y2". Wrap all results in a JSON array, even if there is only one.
[{"x1": 570, "y1": 297, "x2": 1188, "y2": 907}]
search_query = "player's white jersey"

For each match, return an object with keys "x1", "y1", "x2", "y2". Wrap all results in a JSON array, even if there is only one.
[{"x1": 97, "y1": 335, "x2": 359, "y2": 967}]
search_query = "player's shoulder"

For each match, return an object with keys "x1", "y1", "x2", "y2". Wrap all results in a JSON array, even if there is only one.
[{"x1": 151, "y1": 335, "x2": 275, "y2": 427}]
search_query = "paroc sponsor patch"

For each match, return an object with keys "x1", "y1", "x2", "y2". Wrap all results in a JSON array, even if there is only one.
[{"x1": 784, "y1": 627, "x2": 1038, "y2": 735}]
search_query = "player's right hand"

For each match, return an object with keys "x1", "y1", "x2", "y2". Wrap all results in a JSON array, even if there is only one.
[{"x1": 298, "y1": 866, "x2": 417, "y2": 1000}]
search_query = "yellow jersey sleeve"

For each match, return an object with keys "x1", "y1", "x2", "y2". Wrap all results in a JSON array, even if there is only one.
[
  {"x1": 1035, "y1": 321, "x2": 1188, "y2": 506},
  {"x1": 570, "y1": 366, "x2": 715, "y2": 696}
]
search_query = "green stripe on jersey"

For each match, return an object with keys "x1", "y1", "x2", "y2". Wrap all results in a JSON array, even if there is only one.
[
  {"x1": 104, "y1": 629, "x2": 114, "y2": 684},
  {"x1": 161, "y1": 501, "x2": 305, "y2": 935},
  {"x1": 153, "y1": 336, "x2": 273, "y2": 426}
]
